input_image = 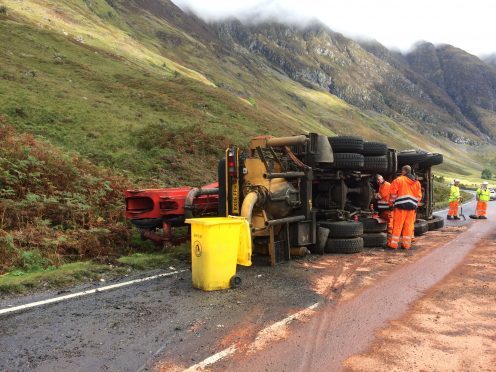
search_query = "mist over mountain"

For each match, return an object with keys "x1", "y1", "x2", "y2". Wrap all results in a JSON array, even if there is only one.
[
  {"x1": 173, "y1": 0, "x2": 496, "y2": 57},
  {"x1": 483, "y1": 54, "x2": 496, "y2": 67}
]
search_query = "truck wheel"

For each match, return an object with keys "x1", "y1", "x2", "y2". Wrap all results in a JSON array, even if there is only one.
[
  {"x1": 319, "y1": 221, "x2": 363, "y2": 238},
  {"x1": 427, "y1": 215, "x2": 444, "y2": 230},
  {"x1": 362, "y1": 155, "x2": 388, "y2": 172},
  {"x1": 362, "y1": 141, "x2": 388, "y2": 156},
  {"x1": 360, "y1": 217, "x2": 387, "y2": 233},
  {"x1": 328, "y1": 136, "x2": 364, "y2": 153},
  {"x1": 397, "y1": 150, "x2": 429, "y2": 166},
  {"x1": 414, "y1": 219, "x2": 429, "y2": 236},
  {"x1": 363, "y1": 233, "x2": 387, "y2": 248},
  {"x1": 387, "y1": 149, "x2": 398, "y2": 174},
  {"x1": 420, "y1": 153, "x2": 443, "y2": 167},
  {"x1": 331, "y1": 153, "x2": 364, "y2": 169},
  {"x1": 325, "y1": 237, "x2": 364, "y2": 254}
]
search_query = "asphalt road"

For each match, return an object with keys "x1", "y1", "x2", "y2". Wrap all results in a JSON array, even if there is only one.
[
  {"x1": 0, "y1": 257, "x2": 322, "y2": 371},
  {"x1": 434, "y1": 191, "x2": 477, "y2": 223},
  {"x1": 218, "y1": 198, "x2": 494, "y2": 371},
  {"x1": 1, "y1": 196, "x2": 492, "y2": 371}
]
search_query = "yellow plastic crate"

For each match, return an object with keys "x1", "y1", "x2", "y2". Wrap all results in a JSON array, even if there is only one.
[{"x1": 185, "y1": 216, "x2": 251, "y2": 291}]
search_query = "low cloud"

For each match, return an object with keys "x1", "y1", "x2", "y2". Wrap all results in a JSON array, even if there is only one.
[{"x1": 172, "y1": 0, "x2": 496, "y2": 56}]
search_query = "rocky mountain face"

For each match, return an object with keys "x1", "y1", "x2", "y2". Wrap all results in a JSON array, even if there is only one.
[
  {"x1": 406, "y1": 43, "x2": 496, "y2": 138},
  {"x1": 112, "y1": 0, "x2": 496, "y2": 144},
  {"x1": 213, "y1": 20, "x2": 496, "y2": 141}
]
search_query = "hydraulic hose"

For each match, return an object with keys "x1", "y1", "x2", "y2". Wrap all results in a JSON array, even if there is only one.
[{"x1": 184, "y1": 187, "x2": 219, "y2": 219}]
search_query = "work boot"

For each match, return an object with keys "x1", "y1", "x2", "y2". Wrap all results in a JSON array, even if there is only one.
[
  {"x1": 447, "y1": 215, "x2": 453, "y2": 220},
  {"x1": 453, "y1": 216, "x2": 460, "y2": 220},
  {"x1": 479, "y1": 216, "x2": 487, "y2": 219}
]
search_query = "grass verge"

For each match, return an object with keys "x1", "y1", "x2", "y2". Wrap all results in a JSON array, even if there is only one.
[
  {"x1": 0, "y1": 244, "x2": 190, "y2": 295},
  {"x1": 433, "y1": 181, "x2": 473, "y2": 211}
]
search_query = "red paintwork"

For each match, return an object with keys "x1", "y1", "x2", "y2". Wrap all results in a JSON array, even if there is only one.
[{"x1": 125, "y1": 182, "x2": 219, "y2": 220}]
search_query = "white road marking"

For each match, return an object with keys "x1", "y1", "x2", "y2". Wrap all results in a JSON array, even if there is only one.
[
  {"x1": 183, "y1": 301, "x2": 321, "y2": 371},
  {"x1": 184, "y1": 345, "x2": 238, "y2": 372},
  {"x1": 0, "y1": 270, "x2": 187, "y2": 316}
]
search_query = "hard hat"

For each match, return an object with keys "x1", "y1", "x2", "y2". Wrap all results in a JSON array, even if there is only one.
[
  {"x1": 454, "y1": 179, "x2": 460, "y2": 183},
  {"x1": 482, "y1": 181, "x2": 489, "y2": 185}
]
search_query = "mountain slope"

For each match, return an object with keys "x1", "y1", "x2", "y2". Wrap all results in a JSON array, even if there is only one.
[
  {"x1": 212, "y1": 20, "x2": 493, "y2": 143},
  {"x1": 406, "y1": 43, "x2": 496, "y2": 138},
  {"x1": 0, "y1": 0, "x2": 494, "y2": 183}
]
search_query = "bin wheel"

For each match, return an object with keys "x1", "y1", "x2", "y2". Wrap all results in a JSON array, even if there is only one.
[{"x1": 230, "y1": 275, "x2": 242, "y2": 288}]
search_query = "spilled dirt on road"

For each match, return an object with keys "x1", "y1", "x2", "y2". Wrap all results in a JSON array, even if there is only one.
[
  {"x1": 344, "y1": 234, "x2": 496, "y2": 371},
  {"x1": 155, "y1": 225, "x2": 468, "y2": 370},
  {"x1": 307, "y1": 226, "x2": 468, "y2": 304}
]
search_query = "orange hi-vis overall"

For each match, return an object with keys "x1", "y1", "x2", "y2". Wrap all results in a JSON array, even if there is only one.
[
  {"x1": 476, "y1": 187, "x2": 490, "y2": 217},
  {"x1": 376, "y1": 181, "x2": 392, "y2": 238},
  {"x1": 476, "y1": 201, "x2": 488, "y2": 217},
  {"x1": 388, "y1": 175, "x2": 422, "y2": 249},
  {"x1": 447, "y1": 185, "x2": 460, "y2": 218}
]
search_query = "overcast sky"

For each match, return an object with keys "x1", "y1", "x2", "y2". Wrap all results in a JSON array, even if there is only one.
[{"x1": 172, "y1": 0, "x2": 496, "y2": 56}]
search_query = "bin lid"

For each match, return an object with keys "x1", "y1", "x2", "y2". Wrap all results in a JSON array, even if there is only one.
[{"x1": 185, "y1": 216, "x2": 247, "y2": 226}]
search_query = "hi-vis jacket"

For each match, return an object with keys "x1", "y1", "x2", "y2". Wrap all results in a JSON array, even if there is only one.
[
  {"x1": 449, "y1": 185, "x2": 460, "y2": 202},
  {"x1": 476, "y1": 187, "x2": 491, "y2": 202},
  {"x1": 390, "y1": 175, "x2": 422, "y2": 210},
  {"x1": 377, "y1": 181, "x2": 391, "y2": 211}
]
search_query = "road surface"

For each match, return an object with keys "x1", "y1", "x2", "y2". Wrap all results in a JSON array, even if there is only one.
[{"x1": 0, "y1": 197, "x2": 494, "y2": 371}]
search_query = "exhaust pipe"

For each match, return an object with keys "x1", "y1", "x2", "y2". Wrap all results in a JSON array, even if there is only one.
[
  {"x1": 266, "y1": 135, "x2": 308, "y2": 147},
  {"x1": 241, "y1": 192, "x2": 259, "y2": 224}
]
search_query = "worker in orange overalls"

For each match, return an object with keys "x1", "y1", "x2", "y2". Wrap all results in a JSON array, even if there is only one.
[
  {"x1": 447, "y1": 179, "x2": 461, "y2": 220},
  {"x1": 388, "y1": 165, "x2": 422, "y2": 250},
  {"x1": 374, "y1": 174, "x2": 392, "y2": 240},
  {"x1": 475, "y1": 181, "x2": 490, "y2": 219}
]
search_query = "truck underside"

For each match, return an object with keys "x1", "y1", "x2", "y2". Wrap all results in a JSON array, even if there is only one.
[{"x1": 125, "y1": 134, "x2": 443, "y2": 265}]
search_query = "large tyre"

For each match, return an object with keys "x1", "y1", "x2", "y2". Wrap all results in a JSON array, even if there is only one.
[
  {"x1": 414, "y1": 219, "x2": 429, "y2": 236},
  {"x1": 362, "y1": 155, "x2": 388, "y2": 172},
  {"x1": 420, "y1": 153, "x2": 443, "y2": 167},
  {"x1": 360, "y1": 217, "x2": 388, "y2": 233},
  {"x1": 397, "y1": 150, "x2": 429, "y2": 166},
  {"x1": 387, "y1": 150, "x2": 398, "y2": 174},
  {"x1": 427, "y1": 215, "x2": 444, "y2": 231},
  {"x1": 363, "y1": 233, "x2": 387, "y2": 248},
  {"x1": 362, "y1": 141, "x2": 388, "y2": 156},
  {"x1": 319, "y1": 221, "x2": 363, "y2": 238},
  {"x1": 329, "y1": 136, "x2": 364, "y2": 153},
  {"x1": 325, "y1": 237, "x2": 364, "y2": 254},
  {"x1": 331, "y1": 153, "x2": 364, "y2": 169}
]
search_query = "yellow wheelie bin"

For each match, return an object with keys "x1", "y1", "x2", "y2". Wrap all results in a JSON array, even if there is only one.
[{"x1": 185, "y1": 216, "x2": 252, "y2": 291}]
